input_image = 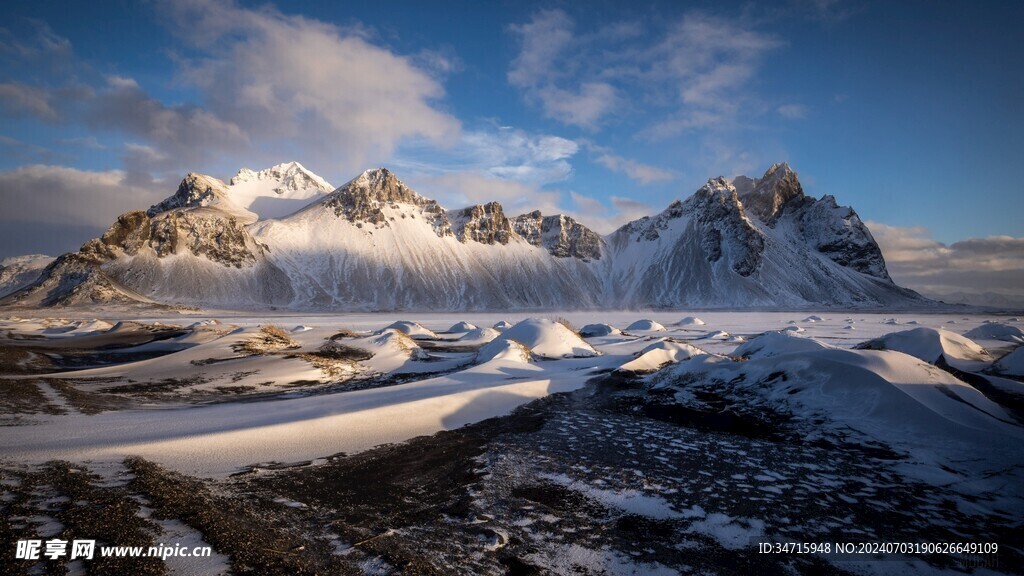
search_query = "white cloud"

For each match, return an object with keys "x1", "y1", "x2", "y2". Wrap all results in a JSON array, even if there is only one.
[
  {"x1": 507, "y1": 9, "x2": 574, "y2": 87},
  {"x1": 867, "y1": 221, "x2": 1024, "y2": 301},
  {"x1": 163, "y1": 0, "x2": 460, "y2": 177},
  {"x1": 535, "y1": 82, "x2": 618, "y2": 130},
  {"x1": 57, "y1": 136, "x2": 106, "y2": 150},
  {"x1": 646, "y1": 13, "x2": 781, "y2": 137}
]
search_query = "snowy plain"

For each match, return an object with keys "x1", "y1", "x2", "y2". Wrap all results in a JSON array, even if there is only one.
[
  {"x1": 1, "y1": 308, "x2": 1022, "y2": 575},
  {"x1": 1, "y1": 310, "x2": 1020, "y2": 476}
]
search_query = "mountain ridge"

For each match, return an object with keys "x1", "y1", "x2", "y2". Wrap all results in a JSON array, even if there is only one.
[{"x1": 0, "y1": 162, "x2": 930, "y2": 310}]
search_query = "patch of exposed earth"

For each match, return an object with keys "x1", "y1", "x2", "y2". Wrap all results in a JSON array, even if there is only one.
[{"x1": 4, "y1": 377, "x2": 1018, "y2": 575}]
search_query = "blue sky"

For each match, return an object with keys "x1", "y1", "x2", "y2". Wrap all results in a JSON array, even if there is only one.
[{"x1": 0, "y1": 0, "x2": 1022, "y2": 300}]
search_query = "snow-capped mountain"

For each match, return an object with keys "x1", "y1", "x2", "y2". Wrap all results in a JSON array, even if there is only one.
[
  {"x1": 250, "y1": 169, "x2": 604, "y2": 309},
  {"x1": 227, "y1": 161, "x2": 333, "y2": 220},
  {"x1": 602, "y1": 163, "x2": 918, "y2": 308},
  {"x1": 1, "y1": 162, "x2": 928, "y2": 310}
]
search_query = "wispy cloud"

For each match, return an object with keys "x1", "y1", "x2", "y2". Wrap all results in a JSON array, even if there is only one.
[
  {"x1": 394, "y1": 125, "x2": 579, "y2": 186},
  {"x1": 580, "y1": 141, "x2": 675, "y2": 184},
  {"x1": 0, "y1": 82, "x2": 58, "y2": 120},
  {"x1": 507, "y1": 10, "x2": 618, "y2": 130},
  {"x1": 776, "y1": 103, "x2": 808, "y2": 119},
  {"x1": 507, "y1": 9, "x2": 781, "y2": 137},
  {"x1": 0, "y1": 19, "x2": 73, "y2": 75}
]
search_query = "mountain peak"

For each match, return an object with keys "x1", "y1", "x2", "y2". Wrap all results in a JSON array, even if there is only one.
[
  {"x1": 230, "y1": 161, "x2": 332, "y2": 193},
  {"x1": 224, "y1": 162, "x2": 333, "y2": 220},
  {"x1": 337, "y1": 167, "x2": 428, "y2": 205},
  {"x1": 699, "y1": 176, "x2": 738, "y2": 196},
  {"x1": 147, "y1": 173, "x2": 230, "y2": 217},
  {"x1": 738, "y1": 162, "x2": 804, "y2": 222},
  {"x1": 314, "y1": 167, "x2": 449, "y2": 232}
]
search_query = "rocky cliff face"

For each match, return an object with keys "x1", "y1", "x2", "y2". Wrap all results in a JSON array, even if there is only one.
[
  {"x1": 687, "y1": 178, "x2": 764, "y2": 277},
  {"x1": 513, "y1": 211, "x2": 604, "y2": 261},
  {"x1": 453, "y1": 202, "x2": 513, "y2": 245},
  {"x1": 738, "y1": 162, "x2": 804, "y2": 224}
]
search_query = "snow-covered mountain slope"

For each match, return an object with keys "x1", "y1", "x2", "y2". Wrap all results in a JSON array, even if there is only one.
[
  {"x1": 251, "y1": 169, "x2": 605, "y2": 309},
  {"x1": 2, "y1": 162, "x2": 929, "y2": 310},
  {"x1": 0, "y1": 254, "x2": 53, "y2": 298},
  {"x1": 604, "y1": 163, "x2": 923, "y2": 308}
]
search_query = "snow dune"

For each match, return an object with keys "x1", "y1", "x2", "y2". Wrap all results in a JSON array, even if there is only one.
[
  {"x1": 965, "y1": 323, "x2": 1024, "y2": 344},
  {"x1": 479, "y1": 318, "x2": 598, "y2": 359},
  {"x1": 626, "y1": 319, "x2": 666, "y2": 332},
  {"x1": 617, "y1": 340, "x2": 707, "y2": 373},
  {"x1": 855, "y1": 327, "x2": 993, "y2": 371}
]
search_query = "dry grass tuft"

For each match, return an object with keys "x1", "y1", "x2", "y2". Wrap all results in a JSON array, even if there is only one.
[
  {"x1": 234, "y1": 324, "x2": 301, "y2": 356},
  {"x1": 554, "y1": 317, "x2": 580, "y2": 336}
]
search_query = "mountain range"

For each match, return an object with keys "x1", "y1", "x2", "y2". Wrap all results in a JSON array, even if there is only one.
[{"x1": 0, "y1": 161, "x2": 927, "y2": 310}]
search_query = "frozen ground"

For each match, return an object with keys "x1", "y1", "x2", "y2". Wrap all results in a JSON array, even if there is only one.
[{"x1": 1, "y1": 310, "x2": 1022, "y2": 575}]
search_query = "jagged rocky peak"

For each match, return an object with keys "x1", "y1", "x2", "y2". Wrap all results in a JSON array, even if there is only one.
[
  {"x1": 691, "y1": 177, "x2": 741, "y2": 204},
  {"x1": 733, "y1": 162, "x2": 890, "y2": 280},
  {"x1": 346, "y1": 168, "x2": 422, "y2": 204},
  {"x1": 613, "y1": 176, "x2": 763, "y2": 276},
  {"x1": 619, "y1": 178, "x2": 745, "y2": 242},
  {"x1": 230, "y1": 161, "x2": 333, "y2": 194},
  {"x1": 737, "y1": 162, "x2": 804, "y2": 223},
  {"x1": 147, "y1": 173, "x2": 229, "y2": 217},
  {"x1": 321, "y1": 168, "x2": 446, "y2": 227},
  {"x1": 453, "y1": 202, "x2": 513, "y2": 245},
  {"x1": 513, "y1": 211, "x2": 603, "y2": 261}
]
